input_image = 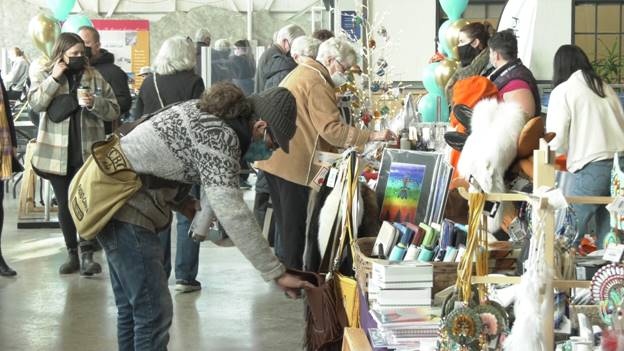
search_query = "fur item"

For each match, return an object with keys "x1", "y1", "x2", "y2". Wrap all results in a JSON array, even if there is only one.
[
  {"x1": 318, "y1": 184, "x2": 342, "y2": 260},
  {"x1": 458, "y1": 98, "x2": 526, "y2": 194},
  {"x1": 317, "y1": 184, "x2": 380, "y2": 261},
  {"x1": 458, "y1": 99, "x2": 526, "y2": 232}
]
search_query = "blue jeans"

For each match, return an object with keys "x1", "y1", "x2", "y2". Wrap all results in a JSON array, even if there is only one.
[
  {"x1": 568, "y1": 158, "x2": 620, "y2": 247},
  {"x1": 159, "y1": 185, "x2": 200, "y2": 281},
  {"x1": 97, "y1": 220, "x2": 173, "y2": 351}
]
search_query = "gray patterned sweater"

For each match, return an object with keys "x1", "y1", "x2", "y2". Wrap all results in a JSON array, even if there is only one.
[{"x1": 114, "y1": 100, "x2": 285, "y2": 281}]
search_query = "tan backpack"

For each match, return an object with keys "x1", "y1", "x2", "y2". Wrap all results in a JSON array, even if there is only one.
[{"x1": 68, "y1": 134, "x2": 142, "y2": 240}]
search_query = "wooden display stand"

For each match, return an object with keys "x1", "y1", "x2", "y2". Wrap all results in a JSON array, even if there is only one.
[
  {"x1": 460, "y1": 140, "x2": 613, "y2": 350},
  {"x1": 342, "y1": 328, "x2": 373, "y2": 351}
]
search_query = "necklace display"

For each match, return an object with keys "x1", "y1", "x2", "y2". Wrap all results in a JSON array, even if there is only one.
[{"x1": 438, "y1": 192, "x2": 510, "y2": 351}]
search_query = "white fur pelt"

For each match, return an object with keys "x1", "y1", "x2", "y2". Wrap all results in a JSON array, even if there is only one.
[
  {"x1": 317, "y1": 181, "x2": 364, "y2": 260},
  {"x1": 458, "y1": 99, "x2": 526, "y2": 231}
]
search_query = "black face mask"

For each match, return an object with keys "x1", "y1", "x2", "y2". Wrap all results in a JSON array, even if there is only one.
[
  {"x1": 458, "y1": 43, "x2": 481, "y2": 67},
  {"x1": 84, "y1": 47, "x2": 92, "y2": 59},
  {"x1": 67, "y1": 56, "x2": 86, "y2": 72}
]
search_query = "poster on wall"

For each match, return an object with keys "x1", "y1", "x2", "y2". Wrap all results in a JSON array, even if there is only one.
[
  {"x1": 341, "y1": 11, "x2": 361, "y2": 40},
  {"x1": 91, "y1": 19, "x2": 150, "y2": 91},
  {"x1": 497, "y1": 0, "x2": 537, "y2": 68}
]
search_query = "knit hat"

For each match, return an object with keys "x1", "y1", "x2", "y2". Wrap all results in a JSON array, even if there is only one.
[{"x1": 248, "y1": 87, "x2": 297, "y2": 153}]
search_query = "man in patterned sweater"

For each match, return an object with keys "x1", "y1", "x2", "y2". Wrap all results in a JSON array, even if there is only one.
[{"x1": 96, "y1": 83, "x2": 312, "y2": 350}]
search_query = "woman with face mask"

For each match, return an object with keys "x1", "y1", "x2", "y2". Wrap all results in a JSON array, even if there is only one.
[
  {"x1": 3, "y1": 47, "x2": 30, "y2": 101},
  {"x1": 28, "y1": 32, "x2": 120, "y2": 275},
  {"x1": 445, "y1": 21, "x2": 495, "y2": 99},
  {"x1": 255, "y1": 37, "x2": 396, "y2": 271}
]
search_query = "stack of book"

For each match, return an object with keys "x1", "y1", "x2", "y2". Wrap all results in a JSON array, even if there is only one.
[
  {"x1": 368, "y1": 306, "x2": 440, "y2": 350},
  {"x1": 369, "y1": 261, "x2": 433, "y2": 308}
]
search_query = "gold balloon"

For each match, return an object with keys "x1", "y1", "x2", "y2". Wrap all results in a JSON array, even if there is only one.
[
  {"x1": 444, "y1": 18, "x2": 470, "y2": 60},
  {"x1": 29, "y1": 13, "x2": 61, "y2": 58},
  {"x1": 434, "y1": 59, "x2": 460, "y2": 89}
]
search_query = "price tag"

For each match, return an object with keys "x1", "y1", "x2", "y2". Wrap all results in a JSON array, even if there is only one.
[
  {"x1": 311, "y1": 166, "x2": 329, "y2": 188},
  {"x1": 603, "y1": 244, "x2": 624, "y2": 263},
  {"x1": 326, "y1": 167, "x2": 339, "y2": 188}
]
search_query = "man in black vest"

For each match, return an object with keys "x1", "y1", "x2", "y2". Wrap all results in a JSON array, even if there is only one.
[
  {"x1": 488, "y1": 29, "x2": 541, "y2": 118},
  {"x1": 78, "y1": 26, "x2": 132, "y2": 133}
]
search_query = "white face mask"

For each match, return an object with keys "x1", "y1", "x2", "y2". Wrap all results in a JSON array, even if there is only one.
[{"x1": 331, "y1": 72, "x2": 348, "y2": 87}]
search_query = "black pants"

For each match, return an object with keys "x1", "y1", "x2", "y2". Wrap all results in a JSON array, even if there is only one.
[
  {"x1": 44, "y1": 166, "x2": 94, "y2": 252},
  {"x1": 265, "y1": 172, "x2": 309, "y2": 270}
]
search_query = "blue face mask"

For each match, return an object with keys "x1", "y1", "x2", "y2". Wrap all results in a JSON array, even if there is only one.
[{"x1": 243, "y1": 140, "x2": 274, "y2": 163}]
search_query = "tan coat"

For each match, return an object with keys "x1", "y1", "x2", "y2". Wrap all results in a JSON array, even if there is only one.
[{"x1": 256, "y1": 57, "x2": 371, "y2": 186}]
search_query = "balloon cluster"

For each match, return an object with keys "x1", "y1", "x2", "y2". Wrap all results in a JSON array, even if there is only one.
[
  {"x1": 419, "y1": 0, "x2": 470, "y2": 123},
  {"x1": 28, "y1": 0, "x2": 94, "y2": 58}
]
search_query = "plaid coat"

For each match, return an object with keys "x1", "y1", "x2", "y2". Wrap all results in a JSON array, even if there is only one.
[{"x1": 28, "y1": 65, "x2": 120, "y2": 175}]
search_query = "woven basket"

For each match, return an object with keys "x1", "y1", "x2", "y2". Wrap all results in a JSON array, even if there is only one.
[
  {"x1": 353, "y1": 237, "x2": 459, "y2": 296},
  {"x1": 353, "y1": 237, "x2": 387, "y2": 293}
]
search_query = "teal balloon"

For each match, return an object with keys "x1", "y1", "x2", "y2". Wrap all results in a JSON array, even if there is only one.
[
  {"x1": 47, "y1": 0, "x2": 76, "y2": 21},
  {"x1": 423, "y1": 62, "x2": 442, "y2": 95},
  {"x1": 61, "y1": 14, "x2": 93, "y2": 34},
  {"x1": 438, "y1": 19, "x2": 452, "y2": 58},
  {"x1": 440, "y1": 0, "x2": 469, "y2": 20},
  {"x1": 418, "y1": 94, "x2": 450, "y2": 123}
]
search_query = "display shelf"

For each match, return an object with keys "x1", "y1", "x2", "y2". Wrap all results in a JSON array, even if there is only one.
[
  {"x1": 459, "y1": 139, "x2": 612, "y2": 351},
  {"x1": 470, "y1": 275, "x2": 591, "y2": 289}
]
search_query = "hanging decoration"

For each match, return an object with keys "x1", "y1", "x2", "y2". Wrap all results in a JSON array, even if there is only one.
[
  {"x1": 61, "y1": 14, "x2": 93, "y2": 34},
  {"x1": 590, "y1": 263, "x2": 624, "y2": 325},
  {"x1": 439, "y1": 0, "x2": 470, "y2": 21},
  {"x1": 47, "y1": 0, "x2": 76, "y2": 21},
  {"x1": 339, "y1": 7, "x2": 408, "y2": 132},
  {"x1": 28, "y1": 13, "x2": 61, "y2": 58}
]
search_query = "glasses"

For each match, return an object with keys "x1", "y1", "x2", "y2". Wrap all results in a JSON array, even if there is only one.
[{"x1": 334, "y1": 59, "x2": 347, "y2": 72}]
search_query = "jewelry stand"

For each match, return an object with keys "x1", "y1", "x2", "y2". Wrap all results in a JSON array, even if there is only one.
[{"x1": 459, "y1": 139, "x2": 613, "y2": 350}]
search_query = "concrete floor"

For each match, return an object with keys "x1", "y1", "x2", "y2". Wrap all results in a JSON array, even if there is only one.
[{"x1": 0, "y1": 190, "x2": 305, "y2": 351}]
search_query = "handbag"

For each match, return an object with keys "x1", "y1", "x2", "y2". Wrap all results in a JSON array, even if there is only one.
[
  {"x1": 304, "y1": 151, "x2": 361, "y2": 351},
  {"x1": 68, "y1": 134, "x2": 142, "y2": 240},
  {"x1": 46, "y1": 94, "x2": 79, "y2": 122}
]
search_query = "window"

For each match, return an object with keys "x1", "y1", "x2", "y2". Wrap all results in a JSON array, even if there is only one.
[
  {"x1": 463, "y1": 0, "x2": 506, "y2": 27},
  {"x1": 573, "y1": 0, "x2": 624, "y2": 83}
]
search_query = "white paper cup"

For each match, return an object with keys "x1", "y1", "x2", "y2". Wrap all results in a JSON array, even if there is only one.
[{"x1": 77, "y1": 88, "x2": 91, "y2": 107}]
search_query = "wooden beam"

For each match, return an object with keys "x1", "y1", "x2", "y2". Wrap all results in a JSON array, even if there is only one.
[{"x1": 106, "y1": 0, "x2": 121, "y2": 18}]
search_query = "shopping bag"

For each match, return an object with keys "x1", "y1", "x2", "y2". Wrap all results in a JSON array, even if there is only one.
[
  {"x1": 335, "y1": 272, "x2": 360, "y2": 328},
  {"x1": 69, "y1": 134, "x2": 142, "y2": 240}
]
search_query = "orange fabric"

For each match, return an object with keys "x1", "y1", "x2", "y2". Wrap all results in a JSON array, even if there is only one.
[{"x1": 449, "y1": 77, "x2": 499, "y2": 177}]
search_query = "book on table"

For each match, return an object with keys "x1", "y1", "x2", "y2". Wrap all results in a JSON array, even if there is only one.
[{"x1": 372, "y1": 261, "x2": 433, "y2": 283}]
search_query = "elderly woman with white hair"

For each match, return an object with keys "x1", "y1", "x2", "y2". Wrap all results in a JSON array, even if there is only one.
[
  {"x1": 135, "y1": 36, "x2": 204, "y2": 117},
  {"x1": 256, "y1": 37, "x2": 395, "y2": 270},
  {"x1": 134, "y1": 35, "x2": 206, "y2": 292},
  {"x1": 290, "y1": 36, "x2": 321, "y2": 64}
]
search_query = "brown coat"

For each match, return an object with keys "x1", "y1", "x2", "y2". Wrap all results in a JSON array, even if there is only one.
[{"x1": 256, "y1": 57, "x2": 371, "y2": 186}]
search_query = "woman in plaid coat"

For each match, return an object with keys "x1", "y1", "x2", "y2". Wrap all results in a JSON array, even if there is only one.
[{"x1": 28, "y1": 32, "x2": 119, "y2": 275}]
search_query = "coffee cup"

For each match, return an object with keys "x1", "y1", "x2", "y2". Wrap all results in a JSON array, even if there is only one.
[{"x1": 77, "y1": 87, "x2": 91, "y2": 107}]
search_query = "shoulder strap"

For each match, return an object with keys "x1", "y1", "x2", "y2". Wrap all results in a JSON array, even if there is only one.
[{"x1": 153, "y1": 74, "x2": 165, "y2": 108}]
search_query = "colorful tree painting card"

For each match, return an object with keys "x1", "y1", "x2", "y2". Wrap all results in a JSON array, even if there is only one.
[
  {"x1": 376, "y1": 149, "x2": 444, "y2": 225},
  {"x1": 380, "y1": 163, "x2": 426, "y2": 223}
]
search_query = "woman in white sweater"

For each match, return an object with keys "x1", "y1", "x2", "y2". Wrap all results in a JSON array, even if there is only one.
[
  {"x1": 3, "y1": 47, "x2": 29, "y2": 100},
  {"x1": 547, "y1": 44, "x2": 624, "y2": 247}
]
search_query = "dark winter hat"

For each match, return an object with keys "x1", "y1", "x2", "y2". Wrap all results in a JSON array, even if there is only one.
[{"x1": 248, "y1": 87, "x2": 297, "y2": 153}]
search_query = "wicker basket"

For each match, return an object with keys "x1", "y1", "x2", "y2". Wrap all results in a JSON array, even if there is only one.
[
  {"x1": 353, "y1": 237, "x2": 459, "y2": 296},
  {"x1": 353, "y1": 237, "x2": 387, "y2": 293}
]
